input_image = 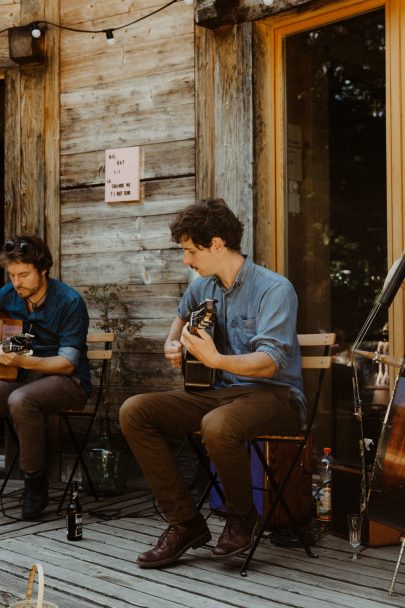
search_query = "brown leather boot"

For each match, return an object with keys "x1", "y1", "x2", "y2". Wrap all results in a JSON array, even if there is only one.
[
  {"x1": 212, "y1": 506, "x2": 261, "y2": 559},
  {"x1": 137, "y1": 513, "x2": 211, "y2": 568}
]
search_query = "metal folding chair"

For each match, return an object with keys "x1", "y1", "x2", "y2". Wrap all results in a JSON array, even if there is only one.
[
  {"x1": 56, "y1": 331, "x2": 114, "y2": 513},
  {"x1": 0, "y1": 332, "x2": 115, "y2": 514},
  {"x1": 188, "y1": 332, "x2": 336, "y2": 576}
]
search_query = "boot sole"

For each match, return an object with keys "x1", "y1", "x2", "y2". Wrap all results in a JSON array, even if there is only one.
[
  {"x1": 211, "y1": 517, "x2": 262, "y2": 560},
  {"x1": 137, "y1": 529, "x2": 212, "y2": 569}
]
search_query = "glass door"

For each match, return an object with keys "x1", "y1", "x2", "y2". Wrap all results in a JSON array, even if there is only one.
[
  {"x1": 285, "y1": 9, "x2": 387, "y2": 463},
  {"x1": 256, "y1": 0, "x2": 405, "y2": 464}
]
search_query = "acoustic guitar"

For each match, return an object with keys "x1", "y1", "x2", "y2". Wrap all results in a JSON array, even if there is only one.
[
  {"x1": 368, "y1": 367, "x2": 405, "y2": 530},
  {"x1": 0, "y1": 316, "x2": 34, "y2": 380},
  {"x1": 183, "y1": 299, "x2": 216, "y2": 390}
]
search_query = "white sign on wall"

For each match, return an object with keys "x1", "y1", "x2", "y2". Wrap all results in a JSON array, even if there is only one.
[{"x1": 105, "y1": 146, "x2": 141, "y2": 203}]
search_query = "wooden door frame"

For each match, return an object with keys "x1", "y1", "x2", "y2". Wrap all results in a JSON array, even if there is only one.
[{"x1": 254, "y1": 0, "x2": 405, "y2": 359}]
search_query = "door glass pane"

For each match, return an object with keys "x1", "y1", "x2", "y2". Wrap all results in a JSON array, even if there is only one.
[{"x1": 285, "y1": 9, "x2": 387, "y2": 464}]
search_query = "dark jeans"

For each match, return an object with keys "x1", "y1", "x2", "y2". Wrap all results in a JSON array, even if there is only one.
[
  {"x1": 0, "y1": 372, "x2": 87, "y2": 474},
  {"x1": 119, "y1": 385, "x2": 301, "y2": 524}
]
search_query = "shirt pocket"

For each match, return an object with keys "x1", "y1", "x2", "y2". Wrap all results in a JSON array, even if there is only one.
[{"x1": 230, "y1": 317, "x2": 257, "y2": 354}]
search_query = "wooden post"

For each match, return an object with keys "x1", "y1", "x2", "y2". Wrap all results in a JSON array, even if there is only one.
[
  {"x1": 4, "y1": 0, "x2": 60, "y2": 277},
  {"x1": 196, "y1": 22, "x2": 254, "y2": 256}
]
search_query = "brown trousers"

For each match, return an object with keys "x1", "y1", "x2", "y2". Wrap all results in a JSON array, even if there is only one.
[
  {"x1": 0, "y1": 372, "x2": 87, "y2": 474},
  {"x1": 119, "y1": 385, "x2": 301, "y2": 524}
]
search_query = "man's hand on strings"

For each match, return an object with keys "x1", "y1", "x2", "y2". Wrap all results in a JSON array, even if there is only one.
[{"x1": 180, "y1": 323, "x2": 219, "y2": 368}]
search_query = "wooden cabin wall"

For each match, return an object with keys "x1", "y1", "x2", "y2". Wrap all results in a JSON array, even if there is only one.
[{"x1": 58, "y1": 0, "x2": 196, "y2": 411}]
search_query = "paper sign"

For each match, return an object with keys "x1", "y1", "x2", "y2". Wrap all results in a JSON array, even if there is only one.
[{"x1": 105, "y1": 146, "x2": 141, "y2": 203}]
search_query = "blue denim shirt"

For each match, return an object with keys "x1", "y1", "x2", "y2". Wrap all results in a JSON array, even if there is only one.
[
  {"x1": 0, "y1": 278, "x2": 92, "y2": 395},
  {"x1": 178, "y1": 257, "x2": 306, "y2": 421}
]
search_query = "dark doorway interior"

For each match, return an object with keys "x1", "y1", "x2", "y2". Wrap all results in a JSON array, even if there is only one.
[{"x1": 285, "y1": 9, "x2": 387, "y2": 466}]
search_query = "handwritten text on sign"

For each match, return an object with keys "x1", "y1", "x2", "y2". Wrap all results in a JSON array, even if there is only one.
[{"x1": 105, "y1": 146, "x2": 140, "y2": 203}]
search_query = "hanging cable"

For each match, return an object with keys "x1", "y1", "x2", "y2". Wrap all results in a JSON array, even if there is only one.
[{"x1": 0, "y1": 0, "x2": 179, "y2": 38}]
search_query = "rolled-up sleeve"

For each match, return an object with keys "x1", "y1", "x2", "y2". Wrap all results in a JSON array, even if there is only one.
[
  {"x1": 57, "y1": 297, "x2": 89, "y2": 368},
  {"x1": 252, "y1": 281, "x2": 298, "y2": 371}
]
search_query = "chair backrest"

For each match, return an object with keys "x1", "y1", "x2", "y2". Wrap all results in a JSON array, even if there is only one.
[
  {"x1": 298, "y1": 332, "x2": 336, "y2": 435},
  {"x1": 298, "y1": 333, "x2": 336, "y2": 369},
  {"x1": 87, "y1": 331, "x2": 115, "y2": 361},
  {"x1": 86, "y1": 331, "x2": 115, "y2": 413}
]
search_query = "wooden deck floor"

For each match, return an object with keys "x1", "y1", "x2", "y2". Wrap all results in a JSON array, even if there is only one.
[{"x1": 0, "y1": 483, "x2": 403, "y2": 608}]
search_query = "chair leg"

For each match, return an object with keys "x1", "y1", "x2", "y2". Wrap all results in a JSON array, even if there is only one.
[
  {"x1": 240, "y1": 440, "x2": 317, "y2": 576},
  {"x1": 0, "y1": 448, "x2": 19, "y2": 496},
  {"x1": 0, "y1": 419, "x2": 20, "y2": 497},
  {"x1": 57, "y1": 415, "x2": 99, "y2": 514},
  {"x1": 187, "y1": 434, "x2": 226, "y2": 508},
  {"x1": 389, "y1": 535, "x2": 405, "y2": 595}
]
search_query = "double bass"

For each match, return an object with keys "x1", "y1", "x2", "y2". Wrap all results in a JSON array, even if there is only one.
[{"x1": 368, "y1": 365, "x2": 405, "y2": 530}]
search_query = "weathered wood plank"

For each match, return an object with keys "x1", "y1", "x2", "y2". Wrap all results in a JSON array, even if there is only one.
[
  {"x1": 214, "y1": 22, "x2": 253, "y2": 255},
  {"x1": 60, "y1": 2, "x2": 193, "y2": 57},
  {"x1": 60, "y1": 32, "x2": 194, "y2": 92},
  {"x1": 195, "y1": 0, "x2": 342, "y2": 28},
  {"x1": 81, "y1": 283, "x2": 184, "y2": 321},
  {"x1": 61, "y1": 249, "x2": 187, "y2": 286},
  {"x1": 0, "y1": 3, "x2": 20, "y2": 69},
  {"x1": 61, "y1": 69, "x2": 194, "y2": 121},
  {"x1": 195, "y1": 25, "x2": 216, "y2": 199},
  {"x1": 4, "y1": 68, "x2": 21, "y2": 237},
  {"x1": 252, "y1": 21, "x2": 274, "y2": 269},
  {"x1": 44, "y1": 0, "x2": 61, "y2": 276},
  {"x1": 0, "y1": 488, "x2": 405, "y2": 608},
  {"x1": 61, "y1": 177, "x2": 195, "y2": 220},
  {"x1": 61, "y1": 100, "x2": 195, "y2": 154},
  {"x1": 62, "y1": 215, "x2": 177, "y2": 253},
  {"x1": 61, "y1": 140, "x2": 195, "y2": 188}
]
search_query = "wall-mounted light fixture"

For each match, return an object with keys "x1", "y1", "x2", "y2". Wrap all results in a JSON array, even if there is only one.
[{"x1": 8, "y1": 23, "x2": 46, "y2": 65}]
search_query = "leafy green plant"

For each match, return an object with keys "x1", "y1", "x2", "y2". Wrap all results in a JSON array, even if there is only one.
[{"x1": 85, "y1": 284, "x2": 143, "y2": 418}]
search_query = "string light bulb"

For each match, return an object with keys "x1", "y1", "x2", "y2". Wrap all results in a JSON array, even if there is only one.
[
  {"x1": 183, "y1": 0, "x2": 194, "y2": 5},
  {"x1": 263, "y1": 0, "x2": 274, "y2": 5},
  {"x1": 31, "y1": 24, "x2": 42, "y2": 39},
  {"x1": 105, "y1": 29, "x2": 116, "y2": 45}
]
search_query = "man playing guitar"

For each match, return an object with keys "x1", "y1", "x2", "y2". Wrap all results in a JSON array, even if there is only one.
[
  {"x1": 120, "y1": 198, "x2": 305, "y2": 569},
  {"x1": 0, "y1": 235, "x2": 91, "y2": 520}
]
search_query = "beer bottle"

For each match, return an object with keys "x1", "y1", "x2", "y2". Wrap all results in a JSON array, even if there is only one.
[{"x1": 66, "y1": 481, "x2": 82, "y2": 541}]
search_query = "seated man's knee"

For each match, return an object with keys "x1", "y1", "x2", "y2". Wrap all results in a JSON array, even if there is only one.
[
  {"x1": 119, "y1": 394, "x2": 151, "y2": 435},
  {"x1": 8, "y1": 391, "x2": 27, "y2": 421},
  {"x1": 201, "y1": 410, "x2": 231, "y2": 448}
]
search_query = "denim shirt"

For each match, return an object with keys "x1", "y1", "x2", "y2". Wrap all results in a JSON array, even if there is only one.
[
  {"x1": 0, "y1": 278, "x2": 92, "y2": 395},
  {"x1": 178, "y1": 257, "x2": 306, "y2": 421}
]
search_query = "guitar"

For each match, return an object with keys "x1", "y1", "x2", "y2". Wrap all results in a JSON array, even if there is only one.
[
  {"x1": 368, "y1": 367, "x2": 405, "y2": 530},
  {"x1": 0, "y1": 317, "x2": 34, "y2": 380},
  {"x1": 183, "y1": 299, "x2": 216, "y2": 390}
]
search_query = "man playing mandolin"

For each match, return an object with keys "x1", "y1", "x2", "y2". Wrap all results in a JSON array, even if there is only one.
[
  {"x1": 120, "y1": 198, "x2": 305, "y2": 569},
  {"x1": 0, "y1": 236, "x2": 91, "y2": 520}
]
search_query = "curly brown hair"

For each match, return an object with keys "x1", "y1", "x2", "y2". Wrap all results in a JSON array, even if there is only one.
[
  {"x1": 170, "y1": 198, "x2": 244, "y2": 251},
  {"x1": 1, "y1": 235, "x2": 53, "y2": 277}
]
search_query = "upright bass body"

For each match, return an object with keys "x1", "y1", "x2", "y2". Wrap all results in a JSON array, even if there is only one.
[{"x1": 368, "y1": 367, "x2": 405, "y2": 530}]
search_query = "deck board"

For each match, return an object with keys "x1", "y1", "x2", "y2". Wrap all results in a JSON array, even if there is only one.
[{"x1": 0, "y1": 486, "x2": 403, "y2": 608}]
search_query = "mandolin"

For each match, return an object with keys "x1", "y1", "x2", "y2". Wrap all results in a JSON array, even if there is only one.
[
  {"x1": 368, "y1": 367, "x2": 405, "y2": 530},
  {"x1": 0, "y1": 317, "x2": 34, "y2": 380},
  {"x1": 183, "y1": 299, "x2": 216, "y2": 390}
]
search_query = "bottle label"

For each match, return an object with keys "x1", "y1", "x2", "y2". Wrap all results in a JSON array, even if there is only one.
[
  {"x1": 317, "y1": 485, "x2": 332, "y2": 521},
  {"x1": 67, "y1": 513, "x2": 82, "y2": 538}
]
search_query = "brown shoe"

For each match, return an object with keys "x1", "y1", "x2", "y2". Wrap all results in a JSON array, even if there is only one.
[
  {"x1": 212, "y1": 506, "x2": 261, "y2": 559},
  {"x1": 137, "y1": 513, "x2": 211, "y2": 568}
]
